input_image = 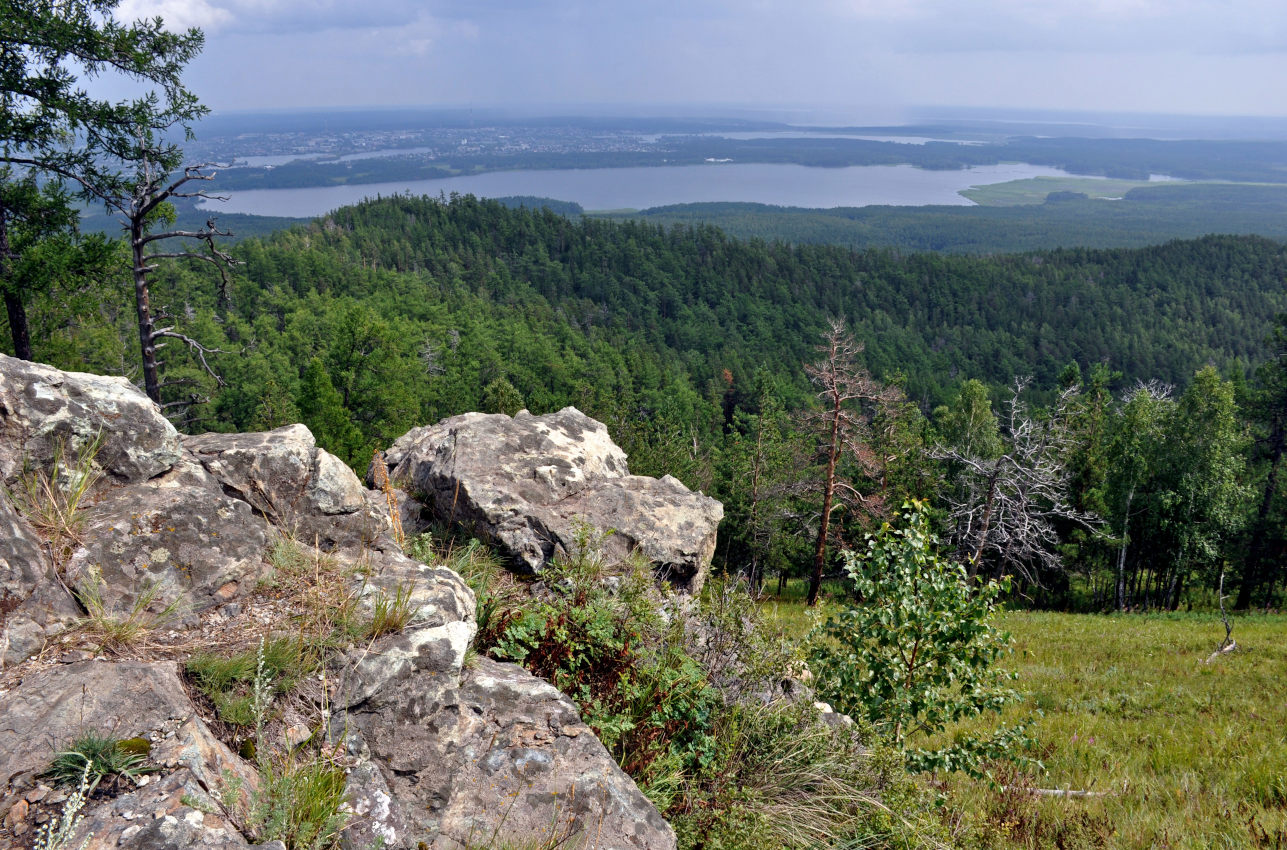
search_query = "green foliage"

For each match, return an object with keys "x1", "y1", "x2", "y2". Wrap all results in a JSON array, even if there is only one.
[
  {"x1": 186, "y1": 636, "x2": 318, "y2": 727},
  {"x1": 365, "y1": 582, "x2": 417, "y2": 639},
  {"x1": 484, "y1": 574, "x2": 721, "y2": 789},
  {"x1": 248, "y1": 750, "x2": 348, "y2": 850},
  {"x1": 811, "y1": 502, "x2": 1027, "y2": 777},
  {"x1": 475, "y1": 528, "x2": 945, "y2": 848},
  {"x1": 669, "y1": 702, "x2": 945, "y2": 850},
  {"x1": 41, "y1": 730, "x2": 154, "y2": 792},
  {"x1": 481, "y1": 376, "x2": 526, "y2": 416},
  {"x1": 1, "y1": 0, "x2": 207, "y2": 357}
]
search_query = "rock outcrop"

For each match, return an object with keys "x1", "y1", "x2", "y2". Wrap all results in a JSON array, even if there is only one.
[
  {"x1": 386, "y1": 407, "x2": 723, "y2": 593},
  {"x1": 0, "y1": 354, "x2": 683, "y2": 850},
  {"x1": 0, "y1": 357, "x2": 183, "y2": 485},
  {"x1": 342, "y1": 656, "x2": 675, "y2": 850}
]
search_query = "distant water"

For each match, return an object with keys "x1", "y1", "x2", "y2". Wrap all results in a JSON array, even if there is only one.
[{"x1": 203, "y1": 162, "x2": 1090, "y2": 218}]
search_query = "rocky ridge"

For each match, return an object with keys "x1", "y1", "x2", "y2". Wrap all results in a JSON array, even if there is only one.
[{"x1": 0, "y1": 354, "x2": 708, "y2": 850}]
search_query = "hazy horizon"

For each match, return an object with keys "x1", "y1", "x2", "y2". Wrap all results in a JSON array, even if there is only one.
[{"x1": 106, "y1": 0, "x2": 1287, "y2": 121}]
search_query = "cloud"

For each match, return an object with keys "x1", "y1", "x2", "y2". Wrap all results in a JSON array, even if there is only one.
[
  {"x1": 117, "y1": 0, "x2": 234, "y2": 32},
  {"x1": 118, "y1": 0, "x2": 425, "y2": 35}
]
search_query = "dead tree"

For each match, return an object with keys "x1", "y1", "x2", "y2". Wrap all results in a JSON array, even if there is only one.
[
  {"x1": 933, "y1": 379, "x2": 1102, "y2": 586},
  {"x1": 101, "y1": 143, "x2": 237, "y2": 407},
  {"x1": 800, "y1": 319, "x2": 901, "y2": 606}
]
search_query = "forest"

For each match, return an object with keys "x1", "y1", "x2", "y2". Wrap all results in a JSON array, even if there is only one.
[
  {"x1": 605, "y1": 183, "x2": 1287, "y2": 253},
  {"x1": 8, "y1": 193, "x2": 1286, "y2": 613},
  {"x1": 8, "y1": 6, "x2": 1287, "y2": 849}
]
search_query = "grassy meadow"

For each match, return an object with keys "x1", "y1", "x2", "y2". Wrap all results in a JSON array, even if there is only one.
[
  {"x1": 761, "y1": 587, "x2": 1287, "y2": 849},
  {"x1": 961, "y1": 177, "x2": 1163, "y2": 205}
]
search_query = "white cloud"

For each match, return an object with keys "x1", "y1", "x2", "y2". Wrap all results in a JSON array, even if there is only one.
[{"x1": 117, "y1": 0, "x2": 234, "y2": 31}]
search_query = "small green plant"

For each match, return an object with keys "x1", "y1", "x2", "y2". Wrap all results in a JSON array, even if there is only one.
[
  {"x1": 248, "y1": 748, "x2": 349, "y2": 850},
  {"x1": 10, "y1": 432, "x2": 104, "y2": 569},
  {"x1": 266, "y1": 534, "x2": 312, "y2": 578},
  {"x1": 41, "y1": 730, "x2": 155, "y2": 793},
  {"x1": 365, "y1": 581, "x2": 417, "y2": 639},
  {"x1": 76, "y1": 567, "x2": 181, "y2": 652},
  {"x1": 186, "y1": 636, "x2": 318, "y2": 727},
  {"x1": 228, "y1": 638, "x2": 349, "y2": 850},
  {"x1": 32, "y1": 763, "x2": 94, "y2": 850},
  {"x1": 810, "y1": 501, "x2": 1029, "y2": 778},
  {"x1": 180, "y1": 791, "x2": 215, "y2": 813}
]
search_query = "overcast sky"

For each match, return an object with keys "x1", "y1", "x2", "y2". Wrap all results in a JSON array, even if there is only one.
[{"x1": 111, "y1": 0, "x2": 1287, "y2": 119}]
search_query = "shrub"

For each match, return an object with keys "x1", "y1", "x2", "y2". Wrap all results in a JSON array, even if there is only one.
[{"x1": 810, "y1": 501, "x2": 1030, "y2": 778}]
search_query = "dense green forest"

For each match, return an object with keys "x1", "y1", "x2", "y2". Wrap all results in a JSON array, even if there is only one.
[
  {"x1": 9, "y1": 194, "x2": 1287, "y2": 611},
  {"x1": 605, "y1": 184, "x2": 1287, "y2": 253}
]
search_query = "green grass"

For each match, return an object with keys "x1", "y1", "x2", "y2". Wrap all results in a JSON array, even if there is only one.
[
  {"x1": 937, "y1": 611, "x2": 1287, "y2": 849},
  {"x1": 960, "y1": 177, "x2": 1158, "y2": 206},
  {"x1": 771, "y1": 592, "x2": 1287, "y2": 849}
]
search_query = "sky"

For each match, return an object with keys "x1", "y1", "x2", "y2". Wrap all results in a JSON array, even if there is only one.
[{"x1": 109, "y1": 0, "x2": 1287, "y2": 119}]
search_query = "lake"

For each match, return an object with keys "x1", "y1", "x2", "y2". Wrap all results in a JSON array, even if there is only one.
[{"x1": 203, "y1": 162, "x2": 1092, "y2": 218}]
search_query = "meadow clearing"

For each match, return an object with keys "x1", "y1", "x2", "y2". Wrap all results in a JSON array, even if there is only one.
[{"x1": 764, "y1": 589, "x2": 1287, "y2": 849}]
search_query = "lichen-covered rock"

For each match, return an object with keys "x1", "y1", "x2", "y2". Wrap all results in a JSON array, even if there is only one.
[
  {"x1": 186, "y1": 426, "x2": 387, "y2": 549},
  {"x1": 0, "y1": 660, "x2": 257, "y2": 824},
  {"x1": 64, "y1": 459, "x2": 270, "y2": 622},
  {"x1": 0, "y1": 354, "x2": 182, "y2": 486},
  {"x1": 67, "y1": 771, "x2": 266, "y2": 850},
  {"x1": 346, "y1": 657, "x2": 676, "y2": 850},
  {"x1": 385, "y1": 407, "x2": 722, "y2": 593},
  {"x1": 340, "y1": 551, "x2": 476, "y2": 711},
  {"x1": 0, "y1": 496, "x2": 80, "y2": 668}
]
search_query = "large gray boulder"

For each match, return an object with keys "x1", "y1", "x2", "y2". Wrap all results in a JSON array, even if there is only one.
[
  {"x1": 64, "y1": 458, "x2": 270, "y2": 623},
  {"x1": 385, "y1": 408, "x2": 723, "y2": 593},
  {"x1": 0, "y1": 361, "x2": 677, "y2": 850},
  {"x1": 0, "y1": 354, "x2": 183, "y2": 486},
  {"x1": 186, "y1": 426, "x2": 389, "y2": 550},
  {"x1": 344, "y1": 657, "x2": 676, "y2": 850},
  {"x1": 0, "y1": 496, "x2": 80, "y2": 668}
]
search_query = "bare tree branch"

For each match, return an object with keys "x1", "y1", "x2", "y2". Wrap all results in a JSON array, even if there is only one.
[{"x1": 933, "y1": 380, "x2": 1104, "y2": 585}]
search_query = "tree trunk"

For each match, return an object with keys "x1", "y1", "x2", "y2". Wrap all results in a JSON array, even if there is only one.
[
  {"x1": 1116, "y1": 487, "x2": 1134, "y2": 611},
  {"x1": 968, "y1": 459, "x2": 1004, "y2": 579},
  {"x1": 0, "y1": 206, "x2": 32, "y2": 360},
  {"x1": 807, "y1": 393, "x2": 842, "y2": 606},
  {"x1": 132, "y1": 221, "x2": 161, "y2": 403},
  {"x1": 747, "y1": 419, "x2": 765, "y2": 595}
]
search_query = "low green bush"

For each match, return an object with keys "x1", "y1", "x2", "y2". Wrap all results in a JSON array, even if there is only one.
[
  {"x1": 810, "y1": 501, "x2": 1032, "y2": 779},
  {"x1": 473, "y1": 527, "x2": 946, "y2": 849}
]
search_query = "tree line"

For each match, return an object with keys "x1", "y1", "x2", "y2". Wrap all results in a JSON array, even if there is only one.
[
  {"x1": 3, "y1": 1, "x2": 1284, "y2": 613},
  {"x1": 7, "y1": 185, "x2": 1286, "y2": 611}
]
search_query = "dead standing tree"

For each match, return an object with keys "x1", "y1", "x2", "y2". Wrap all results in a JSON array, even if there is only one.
[
  {"x1": 934, "y1": 378, "x2": 1102, "y2": 586},
  {"x1": 102, "y1": 139, "x2": 236, "y2": 407},
  {"x1": 801, "y1": 319, "x2": 902, "y2": 606}
]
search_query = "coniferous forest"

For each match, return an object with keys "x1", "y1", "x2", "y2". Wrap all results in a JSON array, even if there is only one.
[{"x1": 10, "y1": 193, "x2": 1287, "y2": 612}]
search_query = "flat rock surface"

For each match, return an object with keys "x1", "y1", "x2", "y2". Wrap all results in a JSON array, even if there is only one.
[
  {"x1": 65, "y1": 462, "x2": 269, "y2": 622},
  {"x1": 0, "y1": 660, "x2": 256, "y2": 825}
]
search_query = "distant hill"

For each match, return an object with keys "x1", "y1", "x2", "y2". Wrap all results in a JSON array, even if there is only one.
[{"x1": 599, "y1": 183, "x2": 1287, "y2": 253}]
